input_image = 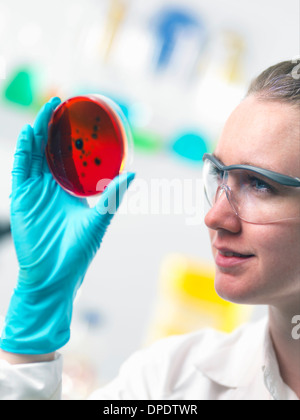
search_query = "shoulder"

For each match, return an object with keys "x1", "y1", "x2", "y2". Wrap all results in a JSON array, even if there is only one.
[
  {"x1": 140, "y1": 316, "x2": 267, "y2": 366},
  {"x1": 91, "y1": 318, "x2": 268, "y2": 400}
]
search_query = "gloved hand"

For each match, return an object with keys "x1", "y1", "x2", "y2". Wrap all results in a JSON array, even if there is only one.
[{"x1": 0, "y1": 97, "x2": 135, "y2": 355}]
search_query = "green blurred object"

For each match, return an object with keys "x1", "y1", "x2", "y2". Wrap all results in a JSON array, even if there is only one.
[
  {"x1": 132, "y1": 128, "x2": 163, "y2": 153},
  {"x1": 4, "y1": 68, "x2": 34, "y2": 106}
]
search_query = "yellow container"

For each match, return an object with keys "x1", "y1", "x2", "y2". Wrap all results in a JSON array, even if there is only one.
[{"x1": 146, "y1": 254, "x2": 252, "y2": 344}]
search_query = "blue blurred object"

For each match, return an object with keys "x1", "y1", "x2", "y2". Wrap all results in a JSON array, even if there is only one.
[
  {"x1": 81, "y1": 309, "x2": 103, "y2": 329},
  {"x1": 0, "y1": 221, "x2": 10, "y2": 241},
  {"x1": 107, "y1": 95, "x2": 131, "y2": 121},
  {"x1": 153, "y1": 7, "x2": 206, "y2": 70},
  {"x1": 171, "y1": 131, "x2": 209, "y2": 163}
]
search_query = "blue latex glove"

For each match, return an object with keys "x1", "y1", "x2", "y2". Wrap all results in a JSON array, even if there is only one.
[{"x1": 0, "y1": 97, "x2": 135, "y2": 355}]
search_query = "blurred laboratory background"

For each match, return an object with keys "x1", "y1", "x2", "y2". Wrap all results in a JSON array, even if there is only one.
[{"x1": 0, "y1": 0, "x2": 299, "y2": 399}]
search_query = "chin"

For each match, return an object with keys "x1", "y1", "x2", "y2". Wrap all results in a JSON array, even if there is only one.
[{"x1": 214, "y1": 269, "x2": 263, "y2": 306}]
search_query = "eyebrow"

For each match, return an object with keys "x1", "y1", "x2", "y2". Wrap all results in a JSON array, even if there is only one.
[
  {"x1": 212, "y1": 153, "x2": 277, "y2": 173},
  {"x1": 209, "y1": 153, "x2": 300, "y2": 186},
  {"x1": 212, "y1": 153, "x2": 225, "y2": 165}
]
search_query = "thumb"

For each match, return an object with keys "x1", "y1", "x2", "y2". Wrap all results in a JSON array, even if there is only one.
[{"x1": 94, "y1": 171, "x2": 135, "y2": 222}]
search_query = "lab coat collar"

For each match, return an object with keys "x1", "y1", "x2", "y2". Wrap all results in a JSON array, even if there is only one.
[
  {"x1": 262, "y1": 326, "x2": 299, "y2": 400},
  {"x1": 194, "y1": 318, "x2": 267, "y2": 389}
]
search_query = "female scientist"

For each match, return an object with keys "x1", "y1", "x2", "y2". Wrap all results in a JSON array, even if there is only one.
[{"x1": 0, "y1": 60, "x2": 299, "y2": 400}]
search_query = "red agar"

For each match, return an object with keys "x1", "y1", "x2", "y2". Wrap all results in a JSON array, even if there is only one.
[{"x1": 46, "y1": 95, "x2": 127, "y2": 197}]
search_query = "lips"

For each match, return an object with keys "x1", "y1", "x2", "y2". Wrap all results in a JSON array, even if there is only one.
[
  {"x1": 219, "y1": 250, "x2": 253, "y2": 258},
  {"x1": 214, "y1": 246, "x2": 255, "y2": 268}
]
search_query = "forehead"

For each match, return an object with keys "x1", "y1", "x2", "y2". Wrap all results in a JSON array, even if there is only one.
[{"x1": 215, "y1": 96, "x2": 300, "y2": 177}]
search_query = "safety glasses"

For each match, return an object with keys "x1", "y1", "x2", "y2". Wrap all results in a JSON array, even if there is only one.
[{"x1": 203, "y1": 153, "x2": 300, "y2": 224}]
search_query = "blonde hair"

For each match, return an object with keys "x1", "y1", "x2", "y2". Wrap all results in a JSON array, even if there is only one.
[{"x1": 247, "y1": 60, "x2": 300, "y2": 107}]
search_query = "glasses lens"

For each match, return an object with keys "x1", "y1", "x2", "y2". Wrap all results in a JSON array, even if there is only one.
[
  {"x1": 203, "y1": 159, "x2": 223, "y2": 207},
  {"x1": 232, "y1": 170, "x2": 300, "y2": 223},
  {"x1": 203, "y1": 158, "x2": 300, "y2": 224}
]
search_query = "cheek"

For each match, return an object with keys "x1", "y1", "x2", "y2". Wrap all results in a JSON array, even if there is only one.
[
  {"x1": 210, "y1": 223, "x2": 300, "y2": 305},
  {"x1": 254, "y1": 223, "x2": 300, "y2": 279}
]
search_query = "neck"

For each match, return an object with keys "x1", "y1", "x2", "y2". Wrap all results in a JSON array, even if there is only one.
[{"x1": 268, "y1": 305, "x2": 300, "y2": 399}]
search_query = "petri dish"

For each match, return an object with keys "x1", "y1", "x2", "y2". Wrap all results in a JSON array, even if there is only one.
[{"x1": 46, "y1": 94, "x2": 133, "y2": 197}]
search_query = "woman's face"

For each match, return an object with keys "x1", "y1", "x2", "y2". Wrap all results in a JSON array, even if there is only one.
[{"x1": 205, "y1": 95, "x2": 300, "y2": 309}]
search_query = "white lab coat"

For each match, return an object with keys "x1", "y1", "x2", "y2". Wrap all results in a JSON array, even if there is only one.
[{"x1": 0, "y1": 317, "x2": 298, "y2": 400}]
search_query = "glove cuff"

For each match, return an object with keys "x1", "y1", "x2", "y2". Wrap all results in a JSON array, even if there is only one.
[{"x1": 0, "y1": 284, "x2": 74, "y2": 355}]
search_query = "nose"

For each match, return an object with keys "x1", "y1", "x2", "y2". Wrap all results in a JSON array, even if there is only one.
[{"x1": 204, "y1": 186, "x2": 242, "y2": 233}]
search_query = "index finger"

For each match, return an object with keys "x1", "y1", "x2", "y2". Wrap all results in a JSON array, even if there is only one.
[
  {"x1": 30, "y1": 97, "x2": 61, "y2": 177},
  {"x1": 12, "y1": 124, "x2": 33, "y2": 192}
]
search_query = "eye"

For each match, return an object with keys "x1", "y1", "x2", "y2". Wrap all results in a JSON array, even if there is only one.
[
  {"x1": 249, "y1": 176, "x2": 275, "y2": 194},
  {"x1": 209, "y1": 165, "x2": 224, "y2": 183}
]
